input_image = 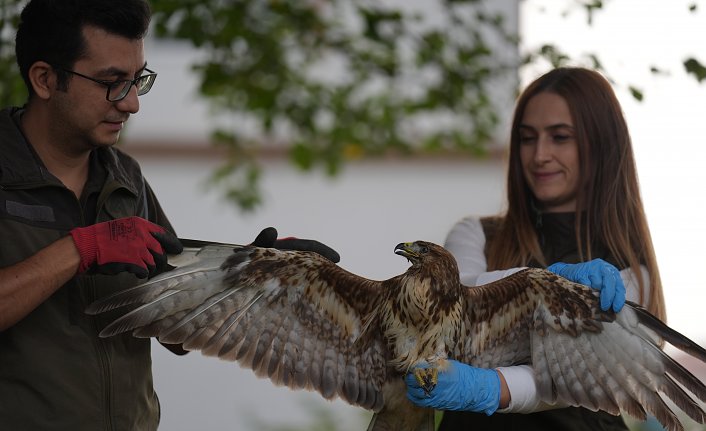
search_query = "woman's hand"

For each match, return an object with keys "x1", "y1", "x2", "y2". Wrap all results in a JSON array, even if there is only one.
[{"x1": 547, "y1": 258, "x2": 626, "y2": 312}]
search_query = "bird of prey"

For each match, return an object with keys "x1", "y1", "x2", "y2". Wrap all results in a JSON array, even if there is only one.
[{"x1": 87, "y1": 240, "x2": 706, "y2": 431}]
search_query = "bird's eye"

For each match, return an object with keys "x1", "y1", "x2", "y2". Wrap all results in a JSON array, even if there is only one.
[{"x1": 420, "y1": 245, "x2": 429, "y2": 253}]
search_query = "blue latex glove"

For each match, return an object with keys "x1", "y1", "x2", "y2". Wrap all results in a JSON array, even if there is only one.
[
  {"x1": 405, "y1": 360, "x2": 501, "y2": 415},
  {"x1": 547, "y1": 258, "x2": 626, "y2": 312}
]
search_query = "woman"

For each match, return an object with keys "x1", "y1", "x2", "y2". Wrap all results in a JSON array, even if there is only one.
[{"x1": 408, "y1": 67, "x2": 665, "y2": 430}]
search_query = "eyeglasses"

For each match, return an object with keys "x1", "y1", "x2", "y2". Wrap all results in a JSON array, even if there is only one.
[{"x1": 55, "y1": 67, "x2": 157, "y2": 102}]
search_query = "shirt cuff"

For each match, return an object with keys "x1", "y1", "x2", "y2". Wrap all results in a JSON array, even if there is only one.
[{"x1": 496, "y1": 365, "x2": 543, "y2": 413}]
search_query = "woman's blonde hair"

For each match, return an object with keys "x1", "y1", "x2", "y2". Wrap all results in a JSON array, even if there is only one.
[{"x1": 485, "y1": 67, "x2": 665, "y2": 321}]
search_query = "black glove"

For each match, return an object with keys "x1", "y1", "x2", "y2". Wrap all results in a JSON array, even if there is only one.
[{"x1": 251, "y1": 227, "x2": 340, "y2": 263}]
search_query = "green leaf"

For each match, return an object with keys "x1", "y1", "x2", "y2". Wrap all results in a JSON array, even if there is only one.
[
  {"x1": 684, "y1": 58, "x2": 706, "y2": 83},
  {"x1": 583, "y1": 0, "x2": 604, "y2": 25},
  {"x1": 290, "y1": 142, "x2": 315, "y2": 171},
  {"x1": 628, "y1": 86, "x2": 644, "y2": 102},
  {"x1": 539, "y1": 44, "x2": 570, "y2": 67}
]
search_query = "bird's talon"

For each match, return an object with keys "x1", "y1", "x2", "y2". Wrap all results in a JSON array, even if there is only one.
[{"x1": 413, "y1": 367, "x2": 438, "y2": 395}]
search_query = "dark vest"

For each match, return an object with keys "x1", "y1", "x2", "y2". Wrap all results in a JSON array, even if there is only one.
[{"x1": 439, "y1": 212, "x2": 628, "y2": 431}]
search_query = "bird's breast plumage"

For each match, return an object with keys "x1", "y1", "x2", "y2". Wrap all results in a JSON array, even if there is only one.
[{"x1": 380, "y1": 274, "x2": 463, "y2": 371}]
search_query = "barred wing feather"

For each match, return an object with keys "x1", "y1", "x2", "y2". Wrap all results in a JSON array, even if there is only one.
[
  {"x1": 87, "y1": 245, "x2": 389, "y2": 411},
  {"x1": 87, "y1": 241, "x2": 706, "y2": 431},
  {"x1": 458, "y1": 268, "x2": 706, "y2": 431}
]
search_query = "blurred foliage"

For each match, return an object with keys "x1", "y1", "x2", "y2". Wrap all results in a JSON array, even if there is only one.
[
  {"x1": 0, "y1": 0, "x2": 705, "y2": 210},
  {"x1": 147, "y1": 0, "x2": 519, "y2": 209},
  {"x1": 0, "y1": 0, "x2": 26, "y2": 107},
  {"x1": 685, "y1": 57, "x2": 706, "y2": 83}
]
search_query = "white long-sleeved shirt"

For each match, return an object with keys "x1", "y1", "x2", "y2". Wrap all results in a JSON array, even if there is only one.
[{"x1": 444, "y1": 215, "x2": 650, "y2": 413}]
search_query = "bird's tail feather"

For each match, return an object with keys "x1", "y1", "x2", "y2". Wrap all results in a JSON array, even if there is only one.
[
  {"x1": 366, "y1": 409, "x2": 434, "y2": 431},
  {"x1": 366, "y1": 379, "x2": 435, "y2": 431}
]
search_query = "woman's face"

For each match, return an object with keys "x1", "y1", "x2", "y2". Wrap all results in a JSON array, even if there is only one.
[{"x1": 518, "y1": 92, "x2": 581, "y2": 213}]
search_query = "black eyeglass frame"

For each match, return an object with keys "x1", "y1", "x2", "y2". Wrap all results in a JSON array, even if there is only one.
[{"x1": 54, "y1": 66, "x2": 158, "y2": 102}]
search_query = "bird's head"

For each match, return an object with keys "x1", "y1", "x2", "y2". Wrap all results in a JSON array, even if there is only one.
[
  {"x1": 394, "y1": 240, "x2": 462, "y2": 295},
  {"x1": 394, "y1": 241, "x2": 455, "y2": 268}
]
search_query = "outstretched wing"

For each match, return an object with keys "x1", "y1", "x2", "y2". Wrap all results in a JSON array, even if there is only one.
[
  {"x1": 87, "y1": 245, "x2": 389, "y2": 411},
  {"x1": 457, "y1": 268, "x2": 706, "y2": 431}
]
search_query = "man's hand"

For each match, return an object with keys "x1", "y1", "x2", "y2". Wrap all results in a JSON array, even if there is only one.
[
  {"x1": 405, "y1": 359, "x2": 501, "y2": 415},
  {"x1": 251, "y1": 227, "x2": 340, "y2": 263},
  {"x1": 547, "y1": 258, "x2": 626, "y2": 312},
  {"x1": 70, "y1": 216, "x2": 183, "y2": 278}
]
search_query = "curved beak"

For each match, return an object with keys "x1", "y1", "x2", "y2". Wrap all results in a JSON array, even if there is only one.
[{"x1": 394, "y1": 242, "x2": 419, "y2": 261}]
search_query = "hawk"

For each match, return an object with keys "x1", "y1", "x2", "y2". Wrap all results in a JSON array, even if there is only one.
[{"x1": 87, "y1": 240, "x2": 706, "y2": 431}]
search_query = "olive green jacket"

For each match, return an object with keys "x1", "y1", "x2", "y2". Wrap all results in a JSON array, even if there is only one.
[{"x1": 0, "y1": 107, "x2": 174, "y2": 430}]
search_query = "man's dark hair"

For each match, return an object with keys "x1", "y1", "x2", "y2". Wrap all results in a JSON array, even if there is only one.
[{"x1": 15, "y1": 0, "x2": 151, "y2": 97}]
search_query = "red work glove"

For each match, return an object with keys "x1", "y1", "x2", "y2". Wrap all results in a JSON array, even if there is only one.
[
  {"x1": 251, "y1": 227, "x2": 340, "y2": 263},
  {"x1": 69, "y1": 216, "x2": 183, "y2": 278}
]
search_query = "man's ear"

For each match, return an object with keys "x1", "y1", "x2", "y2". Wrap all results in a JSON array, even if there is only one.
[{"x1": 27, "y1": 61, "x2": 56, "y2": 100}]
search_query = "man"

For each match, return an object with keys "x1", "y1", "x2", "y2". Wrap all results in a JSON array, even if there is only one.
[{"x1": 0, "y1": 1, "x2": 337, "y2": 429}]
